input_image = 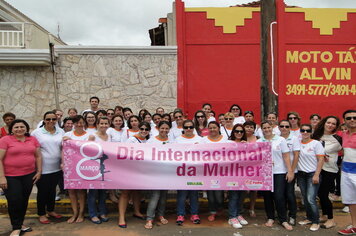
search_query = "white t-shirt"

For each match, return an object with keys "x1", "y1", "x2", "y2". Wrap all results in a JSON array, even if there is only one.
[
  {"x1": 147, "y1": 136, "x2": 172, "y2": 144},
  {"x1": 207, "y1": 116, "x2": 216, "y2": 123},
  {"x1": 298, "y1": 139, "x2": 325, "y2": 173},
  {"x1": 150, "y1": 126, "x2": 159, "y2": 137},
  {"x1": 201, "y1": 135, "x2": 228, "y2": 144},
  {"x1": 106, "y1": 127, "x2": 124, "y2": 142},
  {"x1": 220, "y1": 126, "x2": 233, "y2": 140},
  {"x1": 321, "y1": 134, "x2": 342, "y2": 173},
  {"x1": 121, "y1": 128, "x2": 140, "y2": 143},
  {"x1": 284, "y1": 134, "x2": 301, "y2": 173},
  {"x1": 233, "y1": 116, "x2": 246, "y2": 125},
  {"x1": 170, "y1": 127, "x2": 183, "y2": 140},
  {"x1": 36, "y1": 120, "x2": 61, "y2": 129},
  {"x1": 64, "y1": 130, "x2": 90, "y2": 141},
  {"x1": 31, "y1": 127, "x2": 64, "y2": 174},
  {"x1": 257, "y1": 135, "x2": 290, "y2": 174},
  {"x1": 174, "y1": 134, "x2": 203, "y2": 144},
  {"x1": 86, "y1": 127, "x2": 97, "y2": 135},
  {"x1": 91, "y1": 132, "x2": 112, "y2": 142},
  {"x1": 126, "y1": 135, "x2": 148, "y2": 143},
  {"x1": 290, "y1": 128, "x2": 301, "y2": 141}
]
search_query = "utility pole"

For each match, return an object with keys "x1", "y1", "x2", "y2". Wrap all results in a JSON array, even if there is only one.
[{"x1": 260, "y1": 0, "x2": 278, "y2": 119}]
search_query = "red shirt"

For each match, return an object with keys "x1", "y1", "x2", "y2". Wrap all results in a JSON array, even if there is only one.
[
  {"x1": 0, "y1": 127, "x2": 7, "y2": 138},
  {"x1": 0, "y1": 135, "x2": 40, "y2": 176}
]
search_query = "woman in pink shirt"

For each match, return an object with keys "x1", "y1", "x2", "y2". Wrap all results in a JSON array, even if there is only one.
[{"x1": 0, "y1": 119, "x2": 42, "y2": 236}]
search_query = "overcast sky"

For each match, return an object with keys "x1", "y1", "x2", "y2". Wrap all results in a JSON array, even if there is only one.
[{"x1": 7, "y1": 0, "x2": 356, "y2": 46}]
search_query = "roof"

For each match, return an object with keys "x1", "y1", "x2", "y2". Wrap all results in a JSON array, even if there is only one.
[{"x1": 232, "y1": 0, "x2": 299, "y2": 8}]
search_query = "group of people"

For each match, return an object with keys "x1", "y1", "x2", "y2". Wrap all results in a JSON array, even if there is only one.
[{"x1": 0, "y1": 96, "x2": 355, "y2": 236}]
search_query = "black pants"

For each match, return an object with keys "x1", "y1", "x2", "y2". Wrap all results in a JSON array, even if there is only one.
[
  {"x1": 36, "y1": 171, "x2": 61, "y2": 216},
  {"x1": 57, "y1": 170, "x2": 65, "y2": 194},
  {"x1": 318, "y1": 170, "x2": 337, "y2": 219},
  {"x1": 285, "y1": 178, "x2": 297, "y2": 219},
  {"x1": 4, "y1": 172, "x2": 35, "y2": 230},
  {"x1": 262, "y1": 174, "x2": 288, "y2": 223}
]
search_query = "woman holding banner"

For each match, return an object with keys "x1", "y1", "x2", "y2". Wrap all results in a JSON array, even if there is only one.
[
  {"x1": 227, "y1": 124, "x2": 248, "y2": 228},
  {"x1": 144, "y1": 120, "x2": 172, "y2": 229},
  {"x1": 175, "y1": 120, "x2": 203, "y2": 226},
  {"x1": 257, "y1": 121, "x2": 294, "y2": 231},
  {"x1": 63, "y1": 115, "x2": 90, "y2": 224},
  {"x1": 87, "y1": 116, "x2": 111, "y2": 224},
  {"x1": 201, "y1": 121, "x2": 228, "y2": 222},
  {"x1": 118, "y1": 121, "x2": 151, "y2": 228}
]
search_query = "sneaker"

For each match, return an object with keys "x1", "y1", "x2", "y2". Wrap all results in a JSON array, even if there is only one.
[
  {"x1": 176, "y1": 215, "x2": 184, "y2": 226},
  {"x1": 289, "y1": 217, "x2": 296, "y2": 226},
  {"x1": 228, "y1": 218, "x2": 243, "y2": 229},
  {"x1": 298, "y1": 219, "x2": 312, "y2": 225},
  {"x1": 338, "y1": 227, "x2": 356, "y2": 235},
  {"x1": 342, "y1": 206, "x2": 350, "y2": 213},
  {"x1": 237, "y1": 215, "x2": 248, "y2": 225},
  {"x1": 190, "y1": 215, "x2": 200, "y2": 224},
  {"x1": 310, "y1": 223, "x2": 320, "y2": 231},
  {"x1": 55, "y1": 195, "x2": 61, "y2": 201}
]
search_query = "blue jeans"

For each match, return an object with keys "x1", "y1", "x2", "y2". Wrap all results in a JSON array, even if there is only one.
[
  {"x1": 207, "y1": 190, "x2": 224, "y2": 214},
  {"x1": 297, "y1": 171, "x2": 320, "y2": 224},
  {"x1": 87, "y1": 189, "x2": 107, "y2": 218},
  {"x1": 146, "y1": 190, "x2": 167, "y2": 220},
  {"x1": 285, "y1": 177, "x2": 297, "y2": 219},
  {"x1": 176, "y1": 190, "x2": 199, "y2": 216},
  {"x1": 228, "y1": 191, "x2": 242, "y2": 219}
]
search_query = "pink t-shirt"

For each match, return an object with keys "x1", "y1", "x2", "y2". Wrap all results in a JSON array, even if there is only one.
[{"x1": 0, "y1": 135, "x2": 40, "y2": 176}]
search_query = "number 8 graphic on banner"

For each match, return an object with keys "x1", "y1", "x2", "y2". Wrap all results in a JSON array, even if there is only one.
[{"x1": 76, "y1": 142, "x2": 103, "y2": 180}]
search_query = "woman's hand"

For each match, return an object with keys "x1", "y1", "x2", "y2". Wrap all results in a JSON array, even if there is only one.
[
  {"x1": 312, "y1": 174, "x2": 320, "y2": 184},
  {"x1": 286, "y1": 171, "x2": 294, "y2": 183},
  {"x1": 0, "y1": 176, "x2": 7, "y2": 190},
  {"x1": 33, "y1": 172, "x2": 41, "y2": 184},
  {"x1": 62, "y1": 136, "x2": 71, "y2": 141}
]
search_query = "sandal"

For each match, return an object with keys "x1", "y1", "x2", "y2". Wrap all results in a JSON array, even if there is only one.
[
  {"x1": 144, "y1": 220, "x2": 153, "y2": 229},
  {"x1": 159, "y1": 216, "x2": 168, "y2": 225},
  {"x1": 282, "y1": 222, "x2": 293, "y2": 231},
  {"x1": 249, "y1": 210, "x2": 256, "y2": 217},
  {"x1": 265, "y1": 219, "x2": 274, "y2": 227}
]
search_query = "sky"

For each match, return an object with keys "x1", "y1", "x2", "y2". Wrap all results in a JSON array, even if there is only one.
[{"x1": 7, "y1": 0, "x2": 356, "y2": 46}]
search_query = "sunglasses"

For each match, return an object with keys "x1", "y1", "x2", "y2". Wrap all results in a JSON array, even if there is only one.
[
  {"x1": 288, "y1": 117, "x2": 298, "y2": 120},
  {"x1": 234, "y1": 130, "x2": 244, "y2": 134},
  {"x1": 45, "y1": 118, "x2": 57, "y2": 121},
  {"x1": 300, "y1": 129, "x2": 312, "y2": 133},
  {"x1": 225, "y1": 118, "x2": 234, "y2": 121},
  {"x1": 345, "y1": 116, "x2": 356, "y2": 121},
  {"x1": 107, "y1": 113, "x2": 114, "y2": 115},
  {"x1": 183, "y1": 126, "x2": 194, "y2": 129},
  {"x1": 140, "y1": 128, "x2": 149, "y2": 131},
  {"x1": 196, "y1": 116, "x2": 205, "y2": 119},
  {"x1": 279, "y1": 125, "x2": 290, "y2": 128},
  {"x1": 175, "y1": 116, "x2": 182, "y2": 119},
  {"x1": 231, "y1": 108, "x2": 240, "y2": 111}
]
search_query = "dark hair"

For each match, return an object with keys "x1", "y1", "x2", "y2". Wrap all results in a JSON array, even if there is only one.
[
  {"x1": 218, "y1": 113, "x2": 225, "y2": 118},
  {"x1": 208, "y1": 121, "x2": 221, "y2": 135},
  {"x1": 96, "y1": 116, "x2": 110, "y2": 125},
  {"x1": 261, "y1": 120, "x2": 273, "y2": 128},
  {"x1": 243, "y1": 120, "x2": 257, "y2": 130},
  {"x1": 106, "y1": 108, "x2": 115, "y2": 114},
  {"x1": 202, "y1": 103, "x2": 212, "y2": 109},
  {"x1": 244, "y1": 110, "x2": 254, "y2": 116},
  {"x1": 122, "y1": 107, "x2": 133, "y2": 114},
  {"x1": 114, "y1": 105, "x2": 123, "y2": 112},
  {"x1": 194, "y1": 110, "x2": 207, "y2": 135},
  {"x1": 40, "y1": 111, "x2": 56, "y2": 128},
  {"x1": 173, "y1": 110, "x2": 183, "y2": 117},
  {"x1": 84, "y1": 111, "x2": 96, "y2": 128},
  {"x1": 210, "y1": 110, "x2": 215, "y2": 117},
  {"x1": 266, "y1": 112, "x2": 278, "y2": 118},
  {"x1": 343, "y1": 109, "x2": 356, "y2": 119},
  {"x1": 72, "y1": 115, "x2": 85, "y2": 124},
  {"x1": 312, "y1": 116, "x2": 340, "y2": 140},
  {"x1": 9, "y1": 119, "x2": 30, "y2": 137},
  {"x1": 142, "y1": 111, "x2": 152, "y2": 121},
  {"x1": 182, "y1": 119, "x2": 194, "y2": 134},
  {"x1": 95, "y1": 109, "x2": 107, "y2": 118},
  {"x1": 138, "y1": 121, "x2": 151, "y2": 140},
  {"x1": 90, "y1": 96, "x2": 100, "y2": 103},
  {"x1": 62, "y1": 117, "x2": 73, "y2": 129},
  {"x1": 67, "y1": 108, "x2": 78, "y2": 115},
  {"x1": 309, "y1": 113, "x2": 321, "y2": 120},
  {"x1": 229, "y1": 104, "x2": 242, "y2": 116},
  {"x1": 111, "y1": 114, "x2": 125, "y2": 129},
  {"x1": 162, "y1": 113, "x2": 172, "y2": 124},
  {"x1": 230, "y1": 124, "x2": 247, "y2": 141},
  {"x1": 52, "y1": 109, "x2": 63, "y2": 114},
  {"x1": 301, "y1": 123, "x2": 312, "y2": 131},
  {"x1": 127, "y1": 115, "x2": 141, "y2": 129},
  {"x1": 158, "y1": 120, "x2": 172, "y2": 128},
  {"x1": 2, "y1": 112, "x2": 16, "y2": 120},
  {"x1": 279, "y1": 119, "x2": 291, "y2": 126},
  {"x1": 156, "y1": 107, "x2": 164, "y2": 112},
  {"x1": 139, "y1": 109, "x2": 149, "y2": 119},
  {"x1": 152, "y1": 113, "x2": 163, "y2": 124}
]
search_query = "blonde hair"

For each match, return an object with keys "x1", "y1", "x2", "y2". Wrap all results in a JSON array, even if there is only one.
[{"x1": 224, "y1": 112, "x2": 234, "y2": 119}]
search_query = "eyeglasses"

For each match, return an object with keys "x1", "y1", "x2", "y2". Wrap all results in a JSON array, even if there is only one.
[
  {"x1": 140, "y1": 128, "x2": 149, "y2": 131},
  {"x1": 300, "y1": 129, "x2": 312, "y2": 133},
  {"x1": 231, "y1": 108, "x2": 240, "y2": 111},
  {"x1": 175, "y1": 116, "x2": 182, "y2": 119},
  {"x1": 45, "y1": 118, "x2": 57, "y2": 121},
  {"x1": 196, "y1": 116, "x2": 205, "y2": 119},
  {"x1": 288, "y1": 117, "x2": 298, "y2": 120},
  {"x1": 345, "y1": 116, "x2": 356, "y2": 121},
  {"x1": 234, "y1": 130, "x2": 244, "y2": 134},
  {"x1": 183, "y1": 126, "x2": 194, "y2": 129},
  {"x1": 107, "y1": 113, "x2": 114, "y2": 115},
  {"x1": 224, "y1": 118, "x2": 234, "y2": 121},
  {"x1": 279, "y1": 125, "x2": 290, "y2": 128}
]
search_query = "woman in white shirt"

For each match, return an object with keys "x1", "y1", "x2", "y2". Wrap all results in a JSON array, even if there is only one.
[
  {"x1": 287, "y1": 111, "x2": 301, "y2": 140},
  {"x1": 144, "y1": 121, "x2": 172, "y2": 229},
  {"x1": 84, "y1": 111, "x2": 97, "y2": 135},
  {"x1": 31, "y1": 111, "x2": 64, "y2": 224},
  {"x1": 194, "y1": 110, "x2": 209, "y2": 137},
  {"x1": 63, "y1": 115, "x2": 90, "y2": 224},
  {"x1": 257, "y1": 121, "x2": 294, "y2": 231},
  {"x1": 175, "y1": 120, "x2": 203, "y2": 226},
  {"x1": 229, "y1": 104, "x2": 245, "y2": 125},
  {"x1": 118, "y1": 122, "x2": 150, "y2": 228},
  {"x1": 312, "y1": 116, "x2": 342, "y2": 229},
  {"x1": 297, "y1": 124, "x2": 325, "y2": 231},
  {"x1": 221, "y1": 112, "x2": 234, "y2": 139},
  {"x1": 87, "y1": 116, "x2": 111, "y2": 224},
  {"x1": 170, "y1": 111, "x2": 185, "y2": 141},
  {"x1": 121, "y1": 115, "x2": 141, "y2": 143},
  {"x1": 106, "y1": 115, "x2": 125, "y2": 143}
]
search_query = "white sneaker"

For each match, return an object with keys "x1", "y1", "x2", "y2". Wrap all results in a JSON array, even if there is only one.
[
  {"x1": 237, "y1": 215, "x2": 248, "y2": 225},
  {"x1": 228, "y1": 218, "x2": 243, "y2": 229},
  {"x1": 310, "y1": 223, "x2": 320, "y2": 231},
  {"x1": 342, "y1": 206, "x2": 350, "y2": 213},
  {"x1": 55, "y1": 195, "x2": 61, "y2": 201}
]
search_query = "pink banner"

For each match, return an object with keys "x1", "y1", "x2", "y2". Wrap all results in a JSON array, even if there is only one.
[{"x1": 63, "y1": 140, "x2": 272, "y2": 190}]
